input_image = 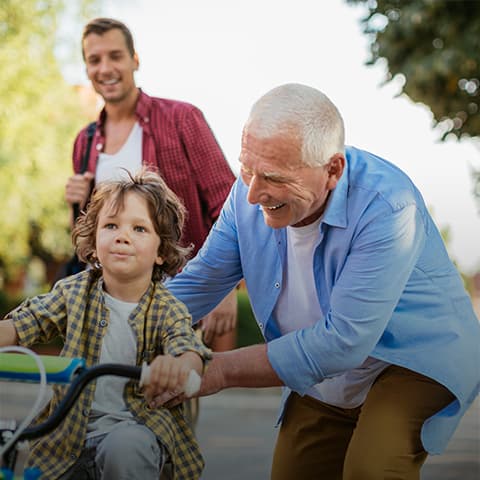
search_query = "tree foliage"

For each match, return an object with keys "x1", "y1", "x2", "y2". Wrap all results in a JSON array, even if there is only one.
[
  {"x1": 347, "y1": 0, "x2": 480, "y2": 141},
  {"x1": 0, "y1": 0, "x2": 98, "y2": 283}
]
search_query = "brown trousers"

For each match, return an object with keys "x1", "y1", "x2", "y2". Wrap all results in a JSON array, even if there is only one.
[{"x1": 271, "y1": 365, "x2": 454, "y2": 480}]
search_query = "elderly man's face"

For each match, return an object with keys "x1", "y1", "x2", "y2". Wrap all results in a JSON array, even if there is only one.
[{"x1": 239, "y1": 128, "x2": 343, "y2": 228}]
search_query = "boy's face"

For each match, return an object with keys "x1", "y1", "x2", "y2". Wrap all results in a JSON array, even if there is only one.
[
  {"x1": 96, "y1": 191, "x2": 163, "y2": 292},
  {"x1": 83, "y1": 28, "x2": 138, "y2": 105}
]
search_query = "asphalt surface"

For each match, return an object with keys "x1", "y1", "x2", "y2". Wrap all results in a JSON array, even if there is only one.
[
  {"x1": 1, "y1": 383, "x2": 478, "y2": 479},
  {"x1": 196, "y1": 387, "x2": 480, "y2": 480}
]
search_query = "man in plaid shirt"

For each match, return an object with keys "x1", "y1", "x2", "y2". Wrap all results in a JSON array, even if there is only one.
[{"x1": 65, "y1": 17, "x2": 237, "y2": 347}]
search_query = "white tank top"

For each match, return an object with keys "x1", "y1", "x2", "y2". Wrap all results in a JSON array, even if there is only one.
[
  {"x1": 273, "y1": 219, "x2": 389, "y2": 408},
  {"x1": 95, "y1": 122, "x2": 143, "y2": 184}
]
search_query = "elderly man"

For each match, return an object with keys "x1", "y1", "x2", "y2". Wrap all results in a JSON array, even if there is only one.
[{"x1": 149, "y1": 83, "x2": 479, "y2": 480}]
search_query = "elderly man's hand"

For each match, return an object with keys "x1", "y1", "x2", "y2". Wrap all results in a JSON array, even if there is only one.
[
  {"x1": 199, "y1": 288, "x2": 238, "y2": 346},
  {"x1": 148, "y1": 352, "x2": 226, "y2": 408}
]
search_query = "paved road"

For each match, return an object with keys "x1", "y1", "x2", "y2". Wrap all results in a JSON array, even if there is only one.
[
  {"x1": 2, "y1": 383, "x2": 478, "y2": 479},
  {"x1": 196, "y1": 388, "x2": 480, "y2": 480}
]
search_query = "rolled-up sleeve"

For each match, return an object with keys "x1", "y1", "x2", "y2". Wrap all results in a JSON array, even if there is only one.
[{"x1": 6, "y1": 286, "x2": 67, "y2": 347}]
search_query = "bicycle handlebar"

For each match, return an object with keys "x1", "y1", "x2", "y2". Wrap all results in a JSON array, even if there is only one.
[{"x1": 2, "y1": 359, "x2": 201, "y2": 442}]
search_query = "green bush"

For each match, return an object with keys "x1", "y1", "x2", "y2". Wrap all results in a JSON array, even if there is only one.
[
  {"x1": 236, "y1": 289, "x2": 264, "y2": 348},
  {"x1": 0, "y1": 290, "x2": 23, "y2": 318}
]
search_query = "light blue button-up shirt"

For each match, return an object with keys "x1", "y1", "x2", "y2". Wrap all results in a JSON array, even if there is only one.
[{"x1": 167, "y1": 146, "x2": 480, "y2": 454}]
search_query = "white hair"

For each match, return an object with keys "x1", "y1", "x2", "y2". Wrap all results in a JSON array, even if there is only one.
[{"x1": 245, "y1": 83, "x2": 345, "y2": 166}]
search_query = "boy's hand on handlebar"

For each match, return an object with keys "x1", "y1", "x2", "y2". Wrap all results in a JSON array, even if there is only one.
[
  {"x1": 144, "y1": 352, "x2": 202, "y2": 408},
  {"x1": 147, "y1": 352, "x2": 228, "y2": 408}
]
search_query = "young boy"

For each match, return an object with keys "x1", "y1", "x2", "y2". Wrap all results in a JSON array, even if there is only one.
[{"x1": 0, "y1": 169, "x2": 211, "y2": 479}]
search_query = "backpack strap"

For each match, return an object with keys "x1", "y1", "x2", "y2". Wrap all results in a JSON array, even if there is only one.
[
  {"x1": 73, "y1": 122, "x2": 96, "y2": 220},
  {"x1": 79, "y1": 121, "x2": 97, "y2": 173}
]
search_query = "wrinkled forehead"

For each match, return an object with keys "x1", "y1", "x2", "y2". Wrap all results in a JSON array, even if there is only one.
[{"x1": 240, "y1": 127, "x2": 304, "y2": 171}]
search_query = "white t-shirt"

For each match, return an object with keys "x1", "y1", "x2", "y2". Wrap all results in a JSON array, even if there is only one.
[
  {"x1": 273, "y1": 218, "x2": 389, "y2": 408},
  {"x1": 95, "y1": 121, "x2": 143, "y2": 184},
  {"x1": 86, "y1": 292, "x2": 138, "y2": 438}
]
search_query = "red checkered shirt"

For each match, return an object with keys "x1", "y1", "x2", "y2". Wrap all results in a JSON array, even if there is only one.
[{"x1": 72, "y1": 89, "x2": 235, "y2": 256}]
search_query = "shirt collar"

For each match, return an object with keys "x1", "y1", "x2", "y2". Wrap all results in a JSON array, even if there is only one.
[
  {"x1": 134, "y1": 88, "x2": 152, "y2": 126},
  {"x1": 96, "y1": 88, "x2": 151, "y2": 131},
  {"x1": 321, "y1": 147, "x2": 351, "y2": 229},
  {"x1": 96, "y1": 274, "x2": 156, "y2": 309}
]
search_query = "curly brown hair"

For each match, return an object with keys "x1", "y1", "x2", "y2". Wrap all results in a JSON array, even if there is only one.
[{"x1": 72, "y1": 169, "x2": 192, "y2": 281}]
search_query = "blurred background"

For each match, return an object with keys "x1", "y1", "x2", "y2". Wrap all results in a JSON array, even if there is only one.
[
  {"x1": 0, "y1": 0, "x2": 479, "y2": 337},
  {"x1": 1, "y1": 2, "x2": 479, "y2": 478}
]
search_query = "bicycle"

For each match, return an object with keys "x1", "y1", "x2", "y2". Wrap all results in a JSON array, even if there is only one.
[{"x1": 0, "y1": 347, "x2": 200, "y2": 479}]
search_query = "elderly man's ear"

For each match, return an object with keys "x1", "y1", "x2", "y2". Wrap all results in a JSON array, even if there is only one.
[{"x1": 326, "y1": 153, "x2": 345, "y2": 189}]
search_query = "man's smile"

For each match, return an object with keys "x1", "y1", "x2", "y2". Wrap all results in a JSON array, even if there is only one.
[
  {"x1": 99, "y1": 78, "x2": 120, "y2": 86},
  {"x1": 264, "y1": 203, "x2": 286, "y2": 211}
]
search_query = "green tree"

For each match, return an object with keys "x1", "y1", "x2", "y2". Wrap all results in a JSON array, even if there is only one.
[
  {"x1": 347, "y1": 0, "x2": 479, "y2": 139},
  {"x1": 347, "y1": 0, "x2": 480, "y2": 201},
  {"x1": 0, "y1": 0, "x2": 98, "y2": 286}
]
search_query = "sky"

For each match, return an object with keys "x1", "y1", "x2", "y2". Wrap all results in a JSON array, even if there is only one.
[{"x1": 65, "y1": 0, "x2": 480, "y2": 273}]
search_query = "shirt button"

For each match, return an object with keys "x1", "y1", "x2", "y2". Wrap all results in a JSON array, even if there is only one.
[
  {"x1": 258, "y1": 323, "x2": 264, "y2": 330},
  {"x1": 96, "y1": 143, "x2": 103, "y2": 151},
  {"x1": 82, "y1": 409, "x2": 89, "y2": 416},
  {"x1": 274, "y1": 282, "x2": 280, "y2": 289},
  {"x1": 144, "y1": 117, "x2": 149, "y2": 123},
  {"x1": 100, "y1": 319, "x2": 107, "y2": 327}
]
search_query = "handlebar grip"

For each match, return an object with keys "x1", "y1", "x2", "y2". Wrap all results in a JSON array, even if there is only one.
[
  {"x1": 0, "y1": 353, "x2": 85, "y2": 384},
  {"x1": 139, "y1": 362, "x2": 201, "y2": 397}
]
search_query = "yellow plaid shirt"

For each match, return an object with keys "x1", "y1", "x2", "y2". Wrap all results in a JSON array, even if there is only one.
[{"x1": 8, "y1": 270, "x2": 211, "y2": 479}]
